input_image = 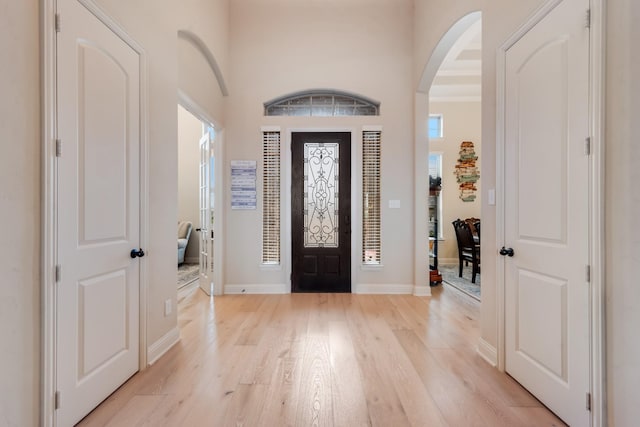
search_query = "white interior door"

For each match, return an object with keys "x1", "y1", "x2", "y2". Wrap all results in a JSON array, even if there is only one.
[
  {"x1": 503, "y1": 0, "x2": 590, "y2": 425},
  {"x1": 56, "y1": 0, "x2": 141, "y2": 425},
  {"x1": 199, "y1": 130, "x2": 213, "y2": 295}
]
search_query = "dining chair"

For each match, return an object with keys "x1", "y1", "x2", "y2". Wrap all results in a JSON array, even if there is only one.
[{"x1": 452, "y1": 219, "x2": 481, "y2": 283}]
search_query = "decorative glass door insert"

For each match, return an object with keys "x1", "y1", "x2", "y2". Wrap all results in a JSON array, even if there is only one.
[{"x1": 304, "y1": 142, "x2": 339, "y2": 248}]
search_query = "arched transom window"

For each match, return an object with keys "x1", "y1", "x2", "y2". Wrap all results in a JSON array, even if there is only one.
[{"x1": 264, "y1": 90, "x2": 380, "y2": 117}]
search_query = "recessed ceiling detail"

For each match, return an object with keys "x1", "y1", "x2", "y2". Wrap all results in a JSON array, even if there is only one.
[{"x1": 430, "y1": 21, "x2": 482, "y2": 102}]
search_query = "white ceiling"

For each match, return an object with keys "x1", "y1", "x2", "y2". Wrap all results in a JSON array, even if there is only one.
[{"x1": 429, "y1": 20, "x2": 482, "y2": 103}]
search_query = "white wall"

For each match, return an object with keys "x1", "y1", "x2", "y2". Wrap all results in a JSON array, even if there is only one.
[
  {"x1": 429, "y1": 101, "x2": 482, "y2": 262},
  {"x1": 178, "y1": 105, "x2": 202, "y2": 263},
  {"x1": 0, "y1": 2, "x2": 40, "y2": 425},
  {"x1": 225, "y1": 0, "x2": 415, "y2": 290}
]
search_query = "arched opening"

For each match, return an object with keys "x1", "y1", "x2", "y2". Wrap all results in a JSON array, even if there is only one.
[
  {"x1": 178, "y1": 29, "x2": 229, "y2": 97},
  {"x1": 177, "y1": 30, "x2": 227, "y2": 297},
  {"x1": 414, "y1": 12, "x2": 482, "y2": 298}
]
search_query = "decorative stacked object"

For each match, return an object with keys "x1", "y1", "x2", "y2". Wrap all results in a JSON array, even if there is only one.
[{"x1": 454, "y1": 141, "x2": 480, "y2": 202}]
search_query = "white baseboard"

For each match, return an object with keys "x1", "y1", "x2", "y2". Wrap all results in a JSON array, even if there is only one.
[
  {"x1": 184, "y1": 256, "x2": 199, "y2": 264},
  {"x1": 413, "y1": 285, "x2": 432, "y2": 296},
  {"x1": 224, "y1": 283, "x2": 289, "y2": 294},
  {"x1": 147, "y1": 327, "x2": 180, "y2": 366},
  {"x1": 353, "y1": 284, "x2": 414, "y2": 294},
  {"x1": 477, "y1": 338, "x2": 498, "y2": 367}
]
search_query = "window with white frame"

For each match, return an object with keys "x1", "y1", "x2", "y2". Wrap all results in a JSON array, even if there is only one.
[
  {"x1": 262, "y1": 130, "x2": 280, "y2": 264},
  {"x1": 429, "y1": 114, "x2": 443, "y2": 139},
  {"x1": 429, "y1": 152, "x2": 443, "y2": 239},
  {"x1": 362, "y1": 129, "x2": 381, "y2": 264}
]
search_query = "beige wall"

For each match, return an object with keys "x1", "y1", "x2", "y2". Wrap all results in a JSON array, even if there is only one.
[
  {"x1": 178, "y1": 105, "x2": 202, "y2": 263},
  {"x1": 429, "y1": 101, "x2": 482, "y2": 262},
  {"x1": 225, "y1": 0, "x2": 415, "y2": 289},
  {"x1": 0, "y1": 1, "x2": 40, "y2": 425},
  {"x1": 605, "y1": 0, "x2": 640, "y2": 423},
  {"x1": 177, "y1": 0, "x2": 229, "y2": 123}
]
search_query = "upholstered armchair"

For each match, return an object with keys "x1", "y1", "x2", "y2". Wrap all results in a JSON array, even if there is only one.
[{"x1": 177, "y1": 221, "x2": 193, "y2": 265}]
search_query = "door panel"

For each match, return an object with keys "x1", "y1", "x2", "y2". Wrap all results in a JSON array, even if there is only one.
[
  {"x1": 199, "y1": 130, "x2": 213, "y2": 295},
  {"x1": 57, "y1": 0, "x2": 141, "y2": 424},
  {"x1": 78, "y1": 43, "x2": 128, "y2": 242},
  {"x1": 504, "y1": 0, "x2": 589, "y2": 425},
  {"x1": 292, "y1": 132, "x2": 351, "y2": 292}
]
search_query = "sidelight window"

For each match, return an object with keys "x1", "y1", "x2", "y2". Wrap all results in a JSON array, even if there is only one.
[
  {"x1": 262, "y1": 130, "x2": 281, "y2": 264},
  {"x1": 362, "y1": 129, "x2": 381, "y2": 265}
]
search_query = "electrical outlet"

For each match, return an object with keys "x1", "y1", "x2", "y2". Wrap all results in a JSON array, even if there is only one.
[{"x1": 164, "y1": 299, "x2": 172, "y2": 316}]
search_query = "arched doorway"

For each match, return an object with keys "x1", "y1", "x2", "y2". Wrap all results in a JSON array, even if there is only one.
[{"x1": 413, "y1": 12, "x2": 482, "y2": 298}]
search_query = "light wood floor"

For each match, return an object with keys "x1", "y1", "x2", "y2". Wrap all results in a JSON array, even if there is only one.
[{"x1": 78, "y1": 284, "x2": 566, "y2": 426}]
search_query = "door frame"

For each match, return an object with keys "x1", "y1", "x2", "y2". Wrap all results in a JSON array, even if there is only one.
[
  {"x1": 284, "y1": 128, "x2": 358, "y2": 293},
  {"x1": 495, "y1": 0, "x2": 605, "y2": 425},
  {"x1": 178, "y1": 90, "x2": 226, "y2": 296},
  {"x1": 41, "y1": 1, "x2": 150, "y2": 425}
]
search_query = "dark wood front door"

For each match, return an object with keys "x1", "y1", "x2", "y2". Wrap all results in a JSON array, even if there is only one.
[{"x1": 292, "y1": 132, "x2": 351, "y2": 292}]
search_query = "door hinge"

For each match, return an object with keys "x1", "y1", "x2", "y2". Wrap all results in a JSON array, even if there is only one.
[
  {"x1": 585, "y1": 265, "x2": 591, "y2": 282},
  {"x1": 55, "y1": 13, "x2": 61, "y2": 32},
  {"x1": 586, "y1": 392, "x2": 591, "y2": 411},
  {"x1": 55, "y1": 265, "x2": 61, "y2": 283},
  {"x1": 585, "y1": 9, "x2": 591, "y2": 29},
  {"x1": 54, "y1": 391, "x2": 61, "y2": 410},
  {"x1": 585, "y1": 137, "x2": 591, "y2": 156},
  {"x1": 55, "y1": 139, "x2": 62, "y2": 157}
]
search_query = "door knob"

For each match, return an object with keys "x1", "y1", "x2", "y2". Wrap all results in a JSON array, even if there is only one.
[
  {"x1": 130, "y1": 248, "x2": 145, "y2": 258},
  {"x1": 499, "y1": 247, "x2": 514, "y2": 257}
]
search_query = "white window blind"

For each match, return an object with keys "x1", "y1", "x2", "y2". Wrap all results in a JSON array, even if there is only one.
[
  {"x1": 262, "y1": 131, "x2": 280, "y2": 264},
  {"x1": 362, "y1": 130, "x2": 381, "y2": 264}
]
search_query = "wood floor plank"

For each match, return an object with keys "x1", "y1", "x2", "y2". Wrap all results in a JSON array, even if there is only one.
[
  {"x1": 328, "y1": 320, "x2": 371, "y2": 427},
  {"x1": 221, "y1": 383, "x2": 269, "y2": 427},
  {"x1": 258, "y1": 351, "x2": 304, "y2": 426},
  {"x1": 77, "y1": 286, "x2": 568, "y2": 427},
  {"x1": 353, "y1": 296, "x2": 447, "y2": 427},
  {"x1": 295, "y1": 334, "x2": 334, "y2": 426},
  {"x1": 342, "y1": 295, "x2": 417, "y2": 426},
  {"x1": 395, "y1": 328, "x2": 524, "y2": 426},
  {"x1": 106, "y1": 394, "x2": 167, "y2": 427},
  {"x1": 509, "y1": 406, "x2": 567, "y2": 426}
]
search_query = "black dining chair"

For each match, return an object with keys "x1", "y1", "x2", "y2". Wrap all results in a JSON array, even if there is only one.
[{"x1": 452, "y1": 219, "x2": 481, "y2": 283}]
